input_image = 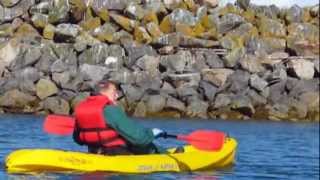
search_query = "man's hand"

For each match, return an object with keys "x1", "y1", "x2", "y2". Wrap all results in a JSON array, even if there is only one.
[{"x1": 152, "y1": 128, "x2": 166, "y2": 139}]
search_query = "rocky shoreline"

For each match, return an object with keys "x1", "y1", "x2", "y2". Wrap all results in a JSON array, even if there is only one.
[{"x1": 0, "y1": 0, "x2": 319, "y2": 122}]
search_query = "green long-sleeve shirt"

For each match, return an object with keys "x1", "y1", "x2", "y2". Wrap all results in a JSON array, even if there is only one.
[{"x1": 103, "y1": 105, "x2": 155, "y2": 147}]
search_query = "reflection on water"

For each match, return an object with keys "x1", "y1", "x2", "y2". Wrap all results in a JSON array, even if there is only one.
[{"x1": 0, "y1": 114, "x2": 319, "y2": 180}]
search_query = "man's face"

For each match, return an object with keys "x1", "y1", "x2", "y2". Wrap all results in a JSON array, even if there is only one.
[{"x1": 103, "y1": 84, "x2": 118, "y2": 104}]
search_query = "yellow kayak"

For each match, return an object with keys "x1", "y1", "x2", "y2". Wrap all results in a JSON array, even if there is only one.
[{"x1": 5, "y1": 138, "x2": 237, "y2": 174}]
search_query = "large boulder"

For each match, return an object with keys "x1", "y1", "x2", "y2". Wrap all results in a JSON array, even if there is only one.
[
  {"x1": 36, "y1": 79, "x2": 58, "y2": 100},
  {"x1": 146, "y1": 94, "x2": 166, "y2": 113},
  {"x1": 0, "y1": 89, "x2": 37, "y2": 109},
  {"x1": 160, "y1": 50, "x2": 192, "y2": 73},
  {"x1": 0, "y1": 40, "x2": 20, "y2": 75},
  {"x1": 0, "y1": 0, "x2": 35, "y2": 22},
  {"x1": 287, "y1": 59, "x2": 315, "y2": 80},
  {"x1": 201, "y1": 68, "x2": 234, "y2": 87},
  {"x1": 43, "y1": 96, "x2": 70, "y2": 115}
]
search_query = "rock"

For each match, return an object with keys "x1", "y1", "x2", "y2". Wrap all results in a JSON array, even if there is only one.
[
  {"x1": 179, "y1": 35, "x2": 219, "y2": 48},
  {"x1": 134, "y1": 26, "x2": 152, "y2": 44},
  {"x1": 34, "y1": 44, "x2": 58, "y2": 73},
  {"x1": 91, "y1": 0, "x2": 141, "y2": 11},
  {"x1": 48, "y1": 0, "x2": 69, "y2": 24},
  {"x1": 125, "y1": 3, "x2": 145, "y2": 20},
  {"x1": 160, "y1": 51, "x2": 188, "y2": 73},
  {"x1": 285, "y1": 5, "x2": 303, "y2": 24},
  {"x1": 239, "y1": 54, "x2": 265, "y2": 73},
  {"x1": 78, "y1": 43, "x2": 109, "y2": 65},
  {"x1": 92, "y1": 22, "x2": 119, "y2": 42},
  {"x1": 258, "y1": 17, "x2": 286, "y2": 38},
  {"x1": 163, "y1": 0, "x2": 184, "y2": 10},
  {"x1": 43, "y1": 96, "x2": 70, "y2": 115},
  {"x1": 202, "y1": 51, "x2": 224, "y2": 68},
  {"x1": 80, "y1": 17, "x2": 101, "y2": 31},
  {"x1": 29, "y1": 1, "x2": 51, "y2": 15},
  {"x1": 185, "y1": 98, "x2": 209, "y2": 118},
  {"x1": 247, "y1": 89, "x2": 267, "y2": 106},
  {"x1": 314, "y1": 58, "x2": 319, "y2": 74},
  {"x1": 230, "y1": 95, "x2": 255, "y2": 116},
  {"x1": 36, "y1": 79, "x2": 59, "y2": 100},
  {"x1": 0, "y1": 23, "x2": 13, "y2": 37},
  {"x1": 201, "y1": 68, "x2": 234, "y2": 87},
  {"x1": 79, "y1": 64, "x2": 109, "y2": 85},
  {"x1": 186, "y1": 51, "x2": 209, "y2": 71},
  {"x1": 287, "y1": 78, "x2": 319, "y2": 99},
  {"x1": 0, "y1": 0, "x2": 35, "y2": 22},
  {"x1": 152, "y1": 32, "x2": 181, "y2": 47},
  {"x1": 213, "y1": 93, "x2": 232, "y2": 109},
  {"x1": 0, "y1": 89, "x2": 37, "y2": 109},
  {"x1": 134, "y1": 101, "x2": 147, "y2": 117},
  {"x1": 43, "y1": 24, "x2": 55, "y2": 40},
  {"x1": 146, "y1": 22, "x2": 163, "y2": 39},
  {"x1": 299, "y1": 91, "x2": 319, "y2": 120},
  {"x1": 199, "y1": 80, "x2": 218, "y2": 102},
  {"x1": 31, "y1": 13, "x2": 48, "y2": 28},
  {"x1": 169, "y1": 8, "x2": 197, "y2": 26},
  {"x1": 143, "y1": 0, "x2": 167, "y2": 14},
  {"x1": 161, "y1": 81, "x2": 176, "y2": 96},
  {"x1": 267, "y1": 52, "x2": 289, "y2": 60},
  {"x1": 249, "y1": 74, "x2": 268, "y2": 92},
  {"x1": 236, "y1": 0, "x2": 250, "y2": 10},
  {"x1": 287, "y1": 59, "x2": 315, "y2": 80},
  {"x1": 70, "y1": 92, "x2": 90, "y2": 110},
  {"x1": 123, "y1": 42, "x2": 157, "y2": 67},
  {"x1": 74, "y1": 31, "x2": 101, "y2": 50},
  {"x1": 108, "y1": 68, "x2": 135, "y2": 84},
  {"x1": 135, "y1": 55, "x2": 159, "y2": 74},
  {"x1": 14, "y1": 23, "x2": 40, "y2": 38},
  {"x1": 268, "y1": 80, "x2": 286, "y2": 104},
  {"x1": 224, "y1": 47, "x2": 245, "y2": 68},
  {"x1": 218, "y1": 13, "x2": 245, "y2": 34},
  {"x1": 268, "y1": 103, "x2": 289, "y2": 121},
  {"x1": 245, "y1": 36, "x2": 286, "y2": 55},
  {"x1": 0, "y1": 0, "x2": 20, "y2": 7},
  {"x1": 287, "y1": 23, "x2": 319, "y2": 56},
  {"x1": 121, "y1": 84, "x2": 145, "y2": 105},
  {"x1": 200, "y1": 0, "x2": 218, "y2": 8},
  {"x1": 54, "y1": 24, "x2": 80, "y2": 42},
  {"x1": 226, "y1": 70, "x2": 250, "y2": 93},
  {"x1": 112, "y1": 30, "x2": 134, "y2": 43},
  {"x1": 109, "y1": 13, "x2": 139, "y2": 32},
  {"x1": 134, "y1": 70, "x2": 162, "y2": 91},
  {"x1": 166, "y1": 73, "x2": 201, "y2": 87},
  {"x1": 146, "y1": 94, "x2": 166, "y2": 113},
  {"x1": 165, "y1": 95, "x2": 185, "y2": 112},
  {"x1": 0, "y1": 40, "x2": 20, "y2": 75},
  {"x1": 310, "y1": 4, "x2": 319, "y2": 17}
]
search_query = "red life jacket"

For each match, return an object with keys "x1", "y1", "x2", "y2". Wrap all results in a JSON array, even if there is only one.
[{"x1": 74, "y1": 95, "x2": 126, "y2": 148}]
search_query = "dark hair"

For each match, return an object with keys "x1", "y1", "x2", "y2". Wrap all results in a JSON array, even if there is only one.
[{"x1": 93, "y1": 80, "x2": 119, "y2": 94}]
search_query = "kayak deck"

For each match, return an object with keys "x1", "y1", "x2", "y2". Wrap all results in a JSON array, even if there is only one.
[{"x1": 5, "y1": 138, "x2": 237, "y2": 174}]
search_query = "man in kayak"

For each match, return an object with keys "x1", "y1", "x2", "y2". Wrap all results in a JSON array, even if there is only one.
[{"x1": 73, "y1": 80, "x2": 166, "y2": 155}]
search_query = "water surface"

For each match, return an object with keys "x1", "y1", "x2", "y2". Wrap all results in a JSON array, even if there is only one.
[{"x1": 0, "y1": 114, "x2": 319, "y2": 179}]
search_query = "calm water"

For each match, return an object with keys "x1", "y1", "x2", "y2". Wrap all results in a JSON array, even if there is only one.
[{"x1": 0, "y1": 114, "x2": 319, "y2": 180}]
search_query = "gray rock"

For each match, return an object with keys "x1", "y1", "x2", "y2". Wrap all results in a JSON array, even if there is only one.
[
  {"x1": 185, "y1": 98, "x2": 209, "y2": 119},
  {"x1": 287, "y1": 78, "x2": 319, "y2": 99},
  {"x1": 0, "y1": 89, "x2": 37, "y2": 109},
  {"x1": 29, "y1": 1, "x2": 51, "y2": 14},
  {"x1": 250, "y1": 74, "x2": 268, "y2": 92},
  {"x1": 169, "y1": 8, "x2": 197, "y2": 26},
  {"x1": 213, "y1": 94, "x2": 232, "y2": 109},
  {"x1": 236, "y1": 0, "x2": 250, "y2": 10},
  {"x1": 135, "y1": 55, "x2": 159, "y2": 74},
  {"x1": 268, "y1": 80, "x2": 286, "y2": 104},
  {"x1": 54, "y1": 24, "x2": 80, "y2": 42},
  {"x1": 134, "y1": 101, "x2": 147, "y2": 117},
  {"x1": 146, "y1": 94, "x2": 166, "y2": 113},
  {"x1": 285, "y1": 5, "x2": 303, "y2": 24},
  {"x1": 0, "y1": 0, "x2": 20, "y2": 7},
  {"x1": 230, "y1": 95, "x2": 255, "y2": 116},
  {"x1": 152, "y1": 32, "x2": 181, "y2": 47},
  {"x1": 259, "y1": 17, "x2": 286, "y2": 38},
  {"x1": 166, "y1": 73, "x2": 201, "y2": 87},
  {"x1": 165, "y1": 95, "x2": 185, "y2": 112},
  {"x1": 50, "y1": 59, "x2": 68, "y2": 73},
  {"x1": 36, "y1": 78, "x2": 58, "y2": 100},
  {"x1": 79, "y1": 64, "x2": 109, "y2": 85},
  {"x1": 314, "y1": 58, "x2": 320, "y2": 75},
  {"x1": 226, "y1": 70, "x2": 250, "y2": 93},
  {"x1": 201, "y1": 68, "x2": 234, "y2": 87},
  {"x1": 43, "y1": 96, "x2": 70, "y2": 115},
  {"x1": 268, "y1": 103, "x2": 289, "y2": 120},
  {"x1": 0, "y1": 40, "x2": 21, "y2": 75},
  {"x1": 187, "y1": 52, "x2": 209, "y2": 72},
  {"x1": 310, "y1": 4, "x2": 319, "y2": 17},
  {"x1": 125, "y1": 3, "x2": 145, "y2": 20},
  {"x1": 224, "y1": 47, "x2": 245, "y2": 68},
  {"x1": 15, "y1": 67, "x2": 40, "y2": 83},
  {"x1": 35, "y1": 45, "x2": 58, "y2": 73},
  {"x1": 287, "y1": 59, "x2": 315, "y2": 80},
  {"x1": 161, "y1": 81, "x2": 176, "y2": 96},
  {"x1": 107, "y1": 44, "x2": 125, "y2": 59},
  {"x1": 160, "y1": 50, "x2": 192, "y2": 73},
  {"x1": 108, "y1": 68, "x2": 135, "y2": 84},
  {"x1": 48, "y1": 0, "x2": 69, "y2": 24},
  {"x1": 179, "y1": 35, "x2": 219, "y2": 48},
  {"x1": 121, "y1": 84, "x2": 145, "y2": 105},
  {"x1": 203, "y1": 52, "x2": 224, "y2": 68},
  {"x1": 123, "y1": 42, "x2": 157, "y2": 67},
  {"x1": 199, "y1": 80, "x2": 218, "y2": 102},
  {"x1": 78, "y1": 43, "x2": 109, "y2": 65},
  {"x1": 239, "y1": 54, "x2": 265, "y2": 73},
  {"x1": 218, "y1": 13, "x2": 245, "y2": 34},
  {"x1": 247, "y1": 89, "x2": 267, "y2": 106},
  {"x1": 0, "y1": 0, "x2": 35, "y2": 22},
  {"x1": 176, "y1": 85, "x2": 198, "y2": 99},
  {"x1": 52, "y1": 71, "x2": 84, "y2": 91},
  {"x1": 134, "y1": 71, "x2": 162, "y2": 92},
  {"x1": 91, "y1": 0, "x2": 140, "y2": 11}
]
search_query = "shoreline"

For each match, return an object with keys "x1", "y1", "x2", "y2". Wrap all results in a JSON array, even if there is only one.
[{"x1": 0, "y1": 0, "x2": 319, "y2": 122}]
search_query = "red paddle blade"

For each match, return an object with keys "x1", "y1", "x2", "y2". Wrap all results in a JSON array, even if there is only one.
[
  {"x1": 43, "y1": 115, "x2": 75, "y2": 135},
  {"x1": 177, "y1": 130, "x2": 225, "y2": 151}
]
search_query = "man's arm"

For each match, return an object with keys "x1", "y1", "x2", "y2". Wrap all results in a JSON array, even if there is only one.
[{"x1": 103, "y1": 105, "x2": 155, "y2": 147}]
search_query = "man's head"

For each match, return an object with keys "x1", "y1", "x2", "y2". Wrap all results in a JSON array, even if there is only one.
[{"x1": 96, "y1": 81, "x2": 119, "y2": 104}]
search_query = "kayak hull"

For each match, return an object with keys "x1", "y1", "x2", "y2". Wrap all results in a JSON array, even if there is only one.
[{"x1": 5, "y1": 138, "x2": 237, "y2": 174}]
